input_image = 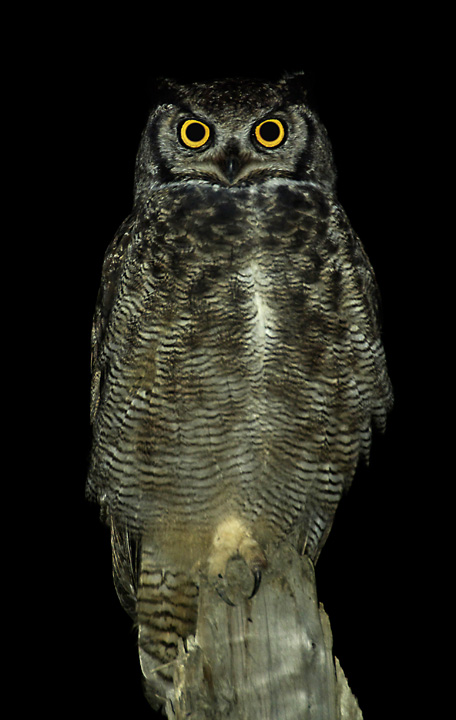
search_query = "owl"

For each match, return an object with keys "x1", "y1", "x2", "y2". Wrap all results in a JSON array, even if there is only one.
[{"x1": 87, "y1": 73, "x2": 393, "y2": 711}]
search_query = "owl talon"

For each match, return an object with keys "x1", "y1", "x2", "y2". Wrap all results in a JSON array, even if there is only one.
[
  {"x1": 249, "y1": 570, "x2": 262, "y2": 599},
  {"x1": 215, "y1": 584, "x2": 237, "y2": 607}
]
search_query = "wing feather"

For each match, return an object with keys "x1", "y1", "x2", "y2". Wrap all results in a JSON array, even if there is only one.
[
  {"x1": 90, "y1": 215, "x2": 136, "y2": 423},
  {"x1": 110, "y1": 517, "x2": 139, "y2": 621}
]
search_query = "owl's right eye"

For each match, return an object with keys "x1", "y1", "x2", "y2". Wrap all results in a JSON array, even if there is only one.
[{"x1": 179, "y1": 119, "x2": 211, "y2": 149}]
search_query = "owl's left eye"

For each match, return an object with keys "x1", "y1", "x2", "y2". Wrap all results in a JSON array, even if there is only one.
[
  {"x1": 254, "y1": 118, "x2": 286, "y2": 148},
  {"x1": 179, "y1": 119, "x2": 211, "y2": 149}
]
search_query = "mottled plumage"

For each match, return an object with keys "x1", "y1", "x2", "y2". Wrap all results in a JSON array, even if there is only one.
[{"x1": 87, "y1": 74, "x2": 392, "y2": 710}]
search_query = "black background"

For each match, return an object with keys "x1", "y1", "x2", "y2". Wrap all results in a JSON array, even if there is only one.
[{"x1": 24, "y1": 13, "x2": 443, "y2": 719}]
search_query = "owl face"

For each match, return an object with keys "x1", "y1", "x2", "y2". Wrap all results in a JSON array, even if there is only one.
[{"x1": 134, "y1": 75, "x2": 336, "y2": 202}]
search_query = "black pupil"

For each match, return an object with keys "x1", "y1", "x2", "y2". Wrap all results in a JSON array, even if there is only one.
[
  {"x1": 186, "y1": 122, "x2": 206, "y2": 142},
  {"x1": 260, "y1": 121, "x2": 280, "y2": 142}
]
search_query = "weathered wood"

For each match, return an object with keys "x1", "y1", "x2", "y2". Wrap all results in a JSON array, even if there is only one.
[{"x1": 162, "y1": 542, "x2": 362, "y2": 720}]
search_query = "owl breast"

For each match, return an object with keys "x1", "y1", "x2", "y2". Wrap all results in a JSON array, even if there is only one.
[{"x1": 88, "y1": 178, "x2": 390, "y2": 563}]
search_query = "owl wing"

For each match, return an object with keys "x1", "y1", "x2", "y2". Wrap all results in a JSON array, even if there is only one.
[
  {"x1": 90, "y1": 216, "x2": 143, "y2": 619},
  {"x1": 90, "y1": 214, "x2": 136, "y2": 423}
]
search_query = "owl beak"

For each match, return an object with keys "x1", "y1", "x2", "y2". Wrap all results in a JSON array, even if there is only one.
[{"x1": 220, "y1": 153, "x2": 241, "y2": 185}]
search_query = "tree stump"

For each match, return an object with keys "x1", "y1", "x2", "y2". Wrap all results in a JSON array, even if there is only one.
[{"x1": 147, "y1": 541, "x2": 362, "y2": 719}]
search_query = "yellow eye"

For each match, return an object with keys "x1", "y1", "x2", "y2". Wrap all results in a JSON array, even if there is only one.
[
  {"x1": 180, "y1": 119, "x2": 211, "y2": 148},
  {"x1": 254, "y1": 118, "x2": 286, "y2": 148}
]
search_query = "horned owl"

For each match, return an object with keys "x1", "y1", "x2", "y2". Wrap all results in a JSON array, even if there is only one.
[{"x1": 87, "y1": 73, "x2": 393, "y2": 711}]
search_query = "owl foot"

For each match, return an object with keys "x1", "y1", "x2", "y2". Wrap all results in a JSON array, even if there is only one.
[
  {"x1": 214, "y1": 566, "x2": 263, "y2": 606},
  {"x1": 207, "y1": 517, "x2": 267, "y2": 606}
]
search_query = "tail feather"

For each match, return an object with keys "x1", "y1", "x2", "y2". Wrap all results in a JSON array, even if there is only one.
[
  {"x1": 137, "y1": 539, "x2": 199, "y2": 709},
  {"x1": 110, "y1": 521, "x2": 199, "y2": 710}
]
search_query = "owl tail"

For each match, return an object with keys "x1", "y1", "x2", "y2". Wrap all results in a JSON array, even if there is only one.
[{"x1": 136, "y1": 538, "x2": 199, "y2": 710}]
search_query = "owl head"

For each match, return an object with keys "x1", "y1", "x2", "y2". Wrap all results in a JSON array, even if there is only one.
[{"x1": 134, "y1": 73, "x2": 336, "y2": 203}]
